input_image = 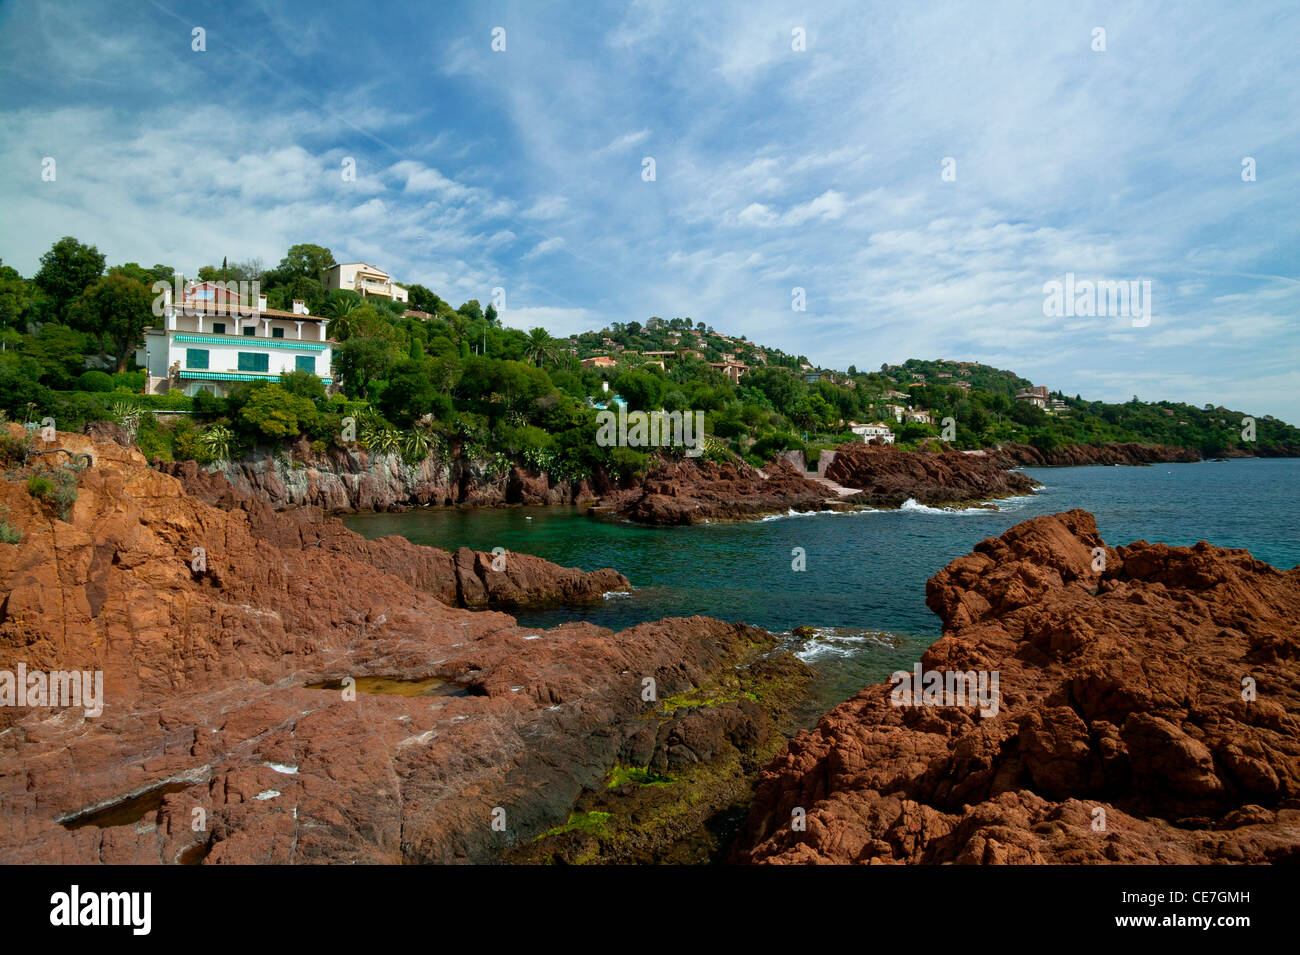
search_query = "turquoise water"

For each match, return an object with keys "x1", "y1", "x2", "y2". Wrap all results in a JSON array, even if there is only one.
[{"x1": 343, "y1": 458, "x2": 1299, "y2": 707}]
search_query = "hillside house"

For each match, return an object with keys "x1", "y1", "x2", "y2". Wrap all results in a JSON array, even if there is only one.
[
  {"x1": 137, "y1": 284, "x2": 333, "y2": 397},
  {"x1": 1015, "y1": 385, "x2": 1050, "y2": 409},
  {"x1": 850, "y1": 422, "x2": 895, "y2": 444},
  {"x1": 321, "y1": 262, "x2": 408, "y2": 303}
]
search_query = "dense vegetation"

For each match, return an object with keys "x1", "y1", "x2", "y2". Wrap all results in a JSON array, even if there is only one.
[{"x1": 2, "y1": 237, "x2": 1296, "y2": 479}]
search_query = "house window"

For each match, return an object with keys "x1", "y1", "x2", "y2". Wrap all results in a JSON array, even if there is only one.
[
  {"x1": 271, "y1": 327, "x2": 285, "y2": 339},
  {"x1": 243, "y1": 326, "x2": 256, "y2": 336},
  {"x1": 295, "y1": 355, "x2": 315, "y2": 374},
  {"x1": 212, "y1": 323, "x2": 226, "y2": 335},
  {"x1": 185, "y1": 348, "x2": 209, "y2": 370},
  {"x1": 237, "y1": 352, "x2": 269, "y2": 373}
]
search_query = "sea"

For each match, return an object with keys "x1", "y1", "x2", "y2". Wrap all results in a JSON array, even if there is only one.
[{"x1": 343, "y1": 458, "x2": 1300, "y2": 716}]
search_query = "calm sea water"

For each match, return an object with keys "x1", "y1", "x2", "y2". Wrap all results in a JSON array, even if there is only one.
[{"x1": 343, "y1": 459, "x2": 1299, "y2": 711}]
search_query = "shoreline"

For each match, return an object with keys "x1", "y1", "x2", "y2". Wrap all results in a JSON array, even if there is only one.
[{"x1": 3, "y1": 428, "x2": 1295, "y2": 865}]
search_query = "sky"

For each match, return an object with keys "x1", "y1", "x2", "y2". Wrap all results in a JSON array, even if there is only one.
[{"x1": 1, "y1": 0, "x2": 1297, "y2": 421}]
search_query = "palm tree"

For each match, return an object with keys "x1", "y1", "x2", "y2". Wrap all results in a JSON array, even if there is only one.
[
  {"x1": 324, "y1": 295, "x2": 360, "y2": 341},
  {"x1": 523, "y1": 327, "x2": 559, "y2": 367}
]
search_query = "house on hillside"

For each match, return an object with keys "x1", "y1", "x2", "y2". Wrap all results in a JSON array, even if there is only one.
[
  {"x1": 710, "y1": 361, "x2": 749, "y2": 384},
  {"x1": 850, "y1": 422, "x2": 895, "y2": 444},
  {"x1": 137, "y1": 284, "x2": 333, "y2": 397},
  {"x1": 1015, "y1": 385, "x2": 1050, "y2": 409},
  {"x1": 321, "y1": 262, "x2": 408, "y2": 303},
  {"x1": 884, "y1": 403, "x2": 907, "y2": 423},
  {"x1": 904, "y1": 410, "x2": 933, "y2": 425},
  {"x1": 581, "y1": 355, "x2": 619, "y2": 369}
]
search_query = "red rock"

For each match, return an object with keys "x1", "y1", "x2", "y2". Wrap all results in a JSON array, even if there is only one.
[
  {"x1": 824, "y1": 443, "x2": 1039, "y2": 507},
  {"x1": 732, "y1": 509, "x2": 1300, "y2": 864},
  {"x1": 597, "y1": 456, "x2": 833, "y2": 524},
  {"x1": 0, "y1": 426, "x2": 773, "y2": 864}
]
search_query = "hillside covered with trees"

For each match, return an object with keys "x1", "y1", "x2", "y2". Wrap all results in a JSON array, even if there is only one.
[{"x1": 2, "y1": 236, "x2": 1296, "y2": 482}]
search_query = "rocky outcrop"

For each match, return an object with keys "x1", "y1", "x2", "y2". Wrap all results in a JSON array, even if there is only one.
[
  {"x1": 990, "y1": 441, "x2": 1201, "y2": 467},
  {"x1": 159, "y1": 460, "x2": 625, "y2": 608},
  {"x1": 594, "y1": 456, "x2": 836, "y2": 525},
  {"x1": 155, "y1": 443, "x2": 612, "y2": 513},
  {"x1": 732, "y1": 510, "x2": 1300, "y2": 864},
  {"x1": 0, "y1": 426, "x2": 810, "y2": 864},
  {"x1": 824, "y1": 443, "x2": 1040, "y2": 507}
]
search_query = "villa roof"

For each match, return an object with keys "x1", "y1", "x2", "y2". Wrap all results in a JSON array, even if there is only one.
[{"x1": 171, "y1": 301, "x2": 326, "y2": 321}]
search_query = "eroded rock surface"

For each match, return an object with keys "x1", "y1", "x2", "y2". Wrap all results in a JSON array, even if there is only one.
[
  {"x1": 732, "y1": 509, "x2": 1300, "y2": 864},
  {"x1": 824, "y1": 443, "x2": 1040, "y2": 508},
  {"x1": 0, "y1": 427, "x2": 788, "y2": 864}
]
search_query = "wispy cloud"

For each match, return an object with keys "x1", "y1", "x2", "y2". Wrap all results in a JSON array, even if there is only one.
[{"x1": 1, "y1": 0, "x2": 1296, "y2": 421}]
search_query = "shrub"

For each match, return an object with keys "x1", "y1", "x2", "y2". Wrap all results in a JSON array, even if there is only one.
[
  {"x1": 26, "y1": 475, "x2": 54, "y2": 498},
  {"x1": 173, "y1": 425, "x2": 214, "y2": 464},
  {"x1": 191, "y1": 390, "x2": 224, "y2": 416},
  {"x1": 608, "y1": 445, "x2": 648, "y2": 479},
  {"x1": 0, "y1": 430, "x2": 31, "y2": 468},
  {"x1": 77, "y1": 370, "x2": 115, "y2": 392},
  {"x1": 112, "y1": 370, "x2": 146, "y2": 392},
  {"x1": 135, "y1": 413, "x2": 171, "y2": 461},
  {"x1": 238, "y1": 383, "x2": 317, "y2": 440}
]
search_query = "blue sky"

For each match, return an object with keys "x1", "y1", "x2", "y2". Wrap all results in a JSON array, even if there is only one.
[{"x1": 2, "y1": 0, "x2": 1297, "y2": 421}]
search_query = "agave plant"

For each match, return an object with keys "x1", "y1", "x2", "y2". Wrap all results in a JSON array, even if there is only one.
[
  {"x1": 359, "y1": 416, "x2": 402, "y2": 456},
  {"x1": 109, "y1": 399, "x2": 142, "y2": 443},
  {"x1": 402, "y1": 427, "x2": 432, "y2": 463},
  {"x1": 199, "y1": 424, "x2": 235, "y2": 464}
]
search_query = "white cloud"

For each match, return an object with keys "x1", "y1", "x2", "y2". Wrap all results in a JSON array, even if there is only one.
[{"x1": 522, "y1": 236, "x2": 566, "y2": 259}]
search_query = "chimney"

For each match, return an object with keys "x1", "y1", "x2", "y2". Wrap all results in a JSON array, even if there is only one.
[
  {"x1": 292, "y1": 299, "x2": 308, "y2": 315},
  {"x1": 258, "y1": 293, "x2": 267, "y2": 312}
]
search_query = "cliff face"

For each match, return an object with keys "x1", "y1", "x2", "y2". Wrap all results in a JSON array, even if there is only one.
[
  {"x1": 732, "y1": 509, "x2": 1300, "y2": 864},
  {"x1": 153, "y1": 441, "x2": 612, "y2": 513},
  {"x1": 0, "y1": 427, "x2": 806, "y2": 864},
  {"x1": 824, "y1": 443, "x2": 1040, "y2": 507},
  {"x1": 991, "y1": 442, "x2": 1202, "y2": 467}
]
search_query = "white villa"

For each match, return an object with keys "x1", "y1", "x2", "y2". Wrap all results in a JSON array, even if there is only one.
[
  {"x1": 850, "y1": 422, "x2": 895, "y2": 444},
  {"x1": 322, "y1": 262, "x2": 408, "y2": 303},
  {"x1": 137, "y1": 284, "x2": 334, "y2": 397}
]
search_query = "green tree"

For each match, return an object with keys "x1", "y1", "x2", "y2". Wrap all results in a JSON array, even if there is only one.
[
  {"x1": 405, "y1": 283, "x2": 442, "y2": 315},
  {"x1": 34, "y1": 237, "x2": 105, "y2": 320},
  {"x1": 335, "y1": 336, "x2": 398, "y2": 399},
  {"x1": 238, "y1": 384, "x2": 317, "y2": 440},
  {"x1": 278, "y1": 243, "x2": 336, "y2": 281},
  {"x1": 0, "y1": 263, "x2": 31, "y2": 330},
  {"x1": 66, "y1": 273, "x2": 153, "y2": 371},
  {"x1": 522, "y1": 327, "x2": 559, "y2": 367}
]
